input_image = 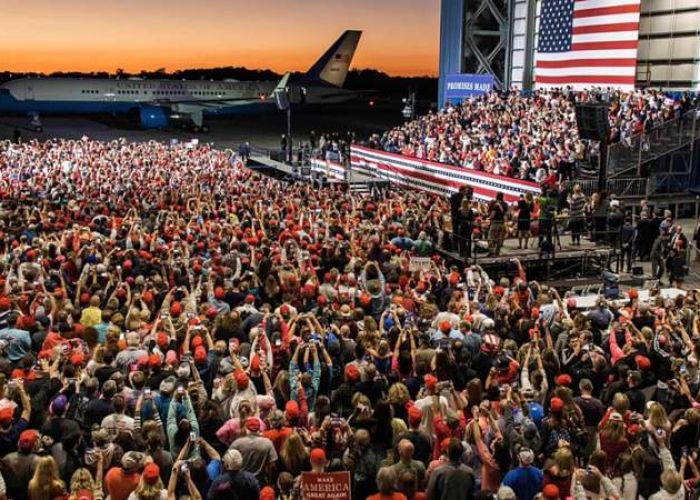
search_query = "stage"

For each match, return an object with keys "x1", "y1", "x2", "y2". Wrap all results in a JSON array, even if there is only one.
[{"x1": 437, "y1": 236, "x2": 637, "y2": 284}]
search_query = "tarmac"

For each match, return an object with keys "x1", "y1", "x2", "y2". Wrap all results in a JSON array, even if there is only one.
[{"x1": 0, "y1": 101, "x2": 405, "y2": 150}]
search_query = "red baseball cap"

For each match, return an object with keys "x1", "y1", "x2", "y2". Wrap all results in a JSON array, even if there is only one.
[
  {"x1": 194, "y1": 346, "x2": 207, "y2": 363},
  {"x1": 0, "y1": 297, "x2": 11, "y2": 311},
  {"x1": 285, "y1": 400, "x2": 299, "y2": 420},
  {"x1": 142, "y1": 463, "x2": 160, "y2": 484},
  {"x1": 157, "y1": 332, "x2": 169, "y2": 348},
  {"x1": 550, "y1": 397, "x2": 564, "y2": 413},
  {"x1": 310, "y1": 448, "x2": 327, "y2": 464},
  {"x1": 345, "y1": 364, "x2": 360, "y2": 382},
  {"x1": 170, "y1": 302, "x2": 182, "y2": 317},
  {"x1": 408, "y1": 406, "x2": 423, "y2": 426},
  {"x1": 235, "y1": 370, "x2": 249, "y2": 389},
  {"x1": 148, "y1": 354, "x2": 161, "y2": 369},
  {"x1": 543, "y1": 484, "x2": 560, "y2": 499},
  {"x1": 18, "y1": 429, "x2": 39, "y2": 452},
  {"x1": 245, "y1": 417, "x2": 261, "y2": 432}
]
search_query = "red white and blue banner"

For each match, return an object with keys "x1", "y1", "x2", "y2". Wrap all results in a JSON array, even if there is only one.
[
  {"x1": 349, "y1": 145, "x2": 541, "y2": 202},
  {"x1": 310, "y1": 158, "x2": 346, "y2": 181}
]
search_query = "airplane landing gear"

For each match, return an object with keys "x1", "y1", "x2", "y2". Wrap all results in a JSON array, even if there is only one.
[
  {"x1": 189, "y1": 112, "x2": 208, "y2": 133},
  {"x1": 28, "y1": 112, "x2": 43, "y2": 133}
]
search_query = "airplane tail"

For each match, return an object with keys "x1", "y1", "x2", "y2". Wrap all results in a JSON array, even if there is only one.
[{"x1": 303, "y1": 30, "x2": 362, "y2": 88}]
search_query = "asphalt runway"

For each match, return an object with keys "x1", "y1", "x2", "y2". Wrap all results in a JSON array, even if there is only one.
[{"x1": 0, "y1": 101, "x2": 407, "y2": 150}]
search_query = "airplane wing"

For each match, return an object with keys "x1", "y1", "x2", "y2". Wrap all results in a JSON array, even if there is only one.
[{"x1": 146, "y1": 73, "x2": 291, "y2": 107}]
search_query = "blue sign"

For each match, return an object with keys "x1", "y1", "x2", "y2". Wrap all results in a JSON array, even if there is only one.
[{"x1": 443, "y1": 73, "x2": 495, "y2": 103}]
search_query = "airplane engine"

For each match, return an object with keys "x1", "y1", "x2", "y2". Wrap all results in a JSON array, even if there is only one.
[{"x1": 139, "y1": 106, "x2": 168, "y2": 129}]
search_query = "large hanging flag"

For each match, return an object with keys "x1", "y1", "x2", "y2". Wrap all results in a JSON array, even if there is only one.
[{"x1": 535, "y1": 0, "x2": 641, "y2": 90}]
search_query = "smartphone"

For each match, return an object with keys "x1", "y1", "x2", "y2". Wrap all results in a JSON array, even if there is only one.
[
  {"x1": 656, "y1": 428, "x2": 664, "y2": 437},
  {"x1": 180, "y1": 463, "x2": 189, "y2": 473},
  {"x1": 177, "y1": 386, "x2": 185, "y2": 396},
  {"x1": 144, "y1": 388, "x2": 151, "y2": 397},
  {"x1": 189, "y1": 431, "x2": 197, "y2": 441}
]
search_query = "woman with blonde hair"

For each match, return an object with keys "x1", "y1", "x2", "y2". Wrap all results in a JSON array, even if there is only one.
[
  {"x1": 129, "y1": 463, "x2": 166, "y2": 500},
  {"x1": 279, "y1": 432, "x2": 309, "y2": 476},
  {"x1": 28, "y1": 456, "x2": 67, "y2": 500},
  {"x1": 69, "y1": 469, "x2": 100, "y2": 500},
  {"x1": 388, "y1": 382, "x2": 410, "y2": 422},
  {"x1": 544, "y1": 446, "x2": 575, "y2": 498},
  {"x1": 645, "y1": 402, "x2": 672, "y2": 452},
  {"x1": 647, "y1": 402, "x2": 671, "y2": 434}
]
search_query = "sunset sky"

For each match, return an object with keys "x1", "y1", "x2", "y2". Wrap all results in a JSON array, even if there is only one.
[{"x1": 0, "y1": 0, "x2": 440, "y2": 76}]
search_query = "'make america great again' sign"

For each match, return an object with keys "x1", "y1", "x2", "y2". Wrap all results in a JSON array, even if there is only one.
[{"x1": 300, "y1": 471, "x2": 351, "y2": 500}]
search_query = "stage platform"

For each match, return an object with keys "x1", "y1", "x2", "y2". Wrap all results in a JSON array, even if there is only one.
[
  {"x1": 248, "y1": 154, "x2": 377, "y2": 185},
  {"x1": 438, "y1": 237, "x2": 624, "y2": 283}
]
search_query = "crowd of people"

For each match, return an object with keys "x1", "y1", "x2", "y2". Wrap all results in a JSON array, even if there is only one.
[
  {"x1": 447, "y1": 184, "x2": 692, "y2": 287},
  {"x1": 1, "y1": 136, "x2": 700, "y2": 500},
  {"x1": 370, "y1": 88, "x2": 697, "y2": 181}
]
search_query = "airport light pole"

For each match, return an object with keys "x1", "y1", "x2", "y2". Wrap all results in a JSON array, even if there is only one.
[{"x1": 402, "y1": 91, "x2": 416, "y2": 121}]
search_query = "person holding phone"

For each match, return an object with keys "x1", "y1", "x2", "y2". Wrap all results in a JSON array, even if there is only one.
[{"x1": 167, "y1": 385, "x2": 200, "y2": 460}]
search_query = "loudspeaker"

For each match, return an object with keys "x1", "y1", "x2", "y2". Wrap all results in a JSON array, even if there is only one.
[
  {"x1": 575, "y1": 103, "x2": 609, "y2": 142},
  {"x1": 632, "y1": 266, "x2": 644, "y2": 276}
]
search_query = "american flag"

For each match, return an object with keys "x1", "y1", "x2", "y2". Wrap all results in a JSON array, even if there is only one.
[{"x1": 535, "y1": 0, "x2": 641, "y2": 90}]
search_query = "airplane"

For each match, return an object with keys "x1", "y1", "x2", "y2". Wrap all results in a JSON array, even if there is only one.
[{"x1": 0, "y1": 30, "x2": 362, "y2": 132}]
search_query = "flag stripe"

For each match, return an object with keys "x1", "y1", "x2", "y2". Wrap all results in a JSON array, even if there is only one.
[
  {"x1": 536, "y1": 75, "x2": 636, "y2": 84},
  {"x1": 535, "y1": 66, "x2": 636, "y2": 76},
  {"x1": 572, "y1": 22, "x2": 639, "y2": 34},
  {"x1": 574, "y1": 0, "x2": 640, "y2": 9},
  {"x1": 536, "y1": 48, "x2": 638, "y2": 60},
  {"x1": 573, "y1": 13, "x2": 640, "y2": 26},
  {"x1": 536, "y1": 58, "x2": 637, "y2": 67},
  {"x1": 571, "y1": 31, "x2": 639, "y2": 42},
  {"x1": 573, "y1": 4, "x2": 640, "y2": 17},
  {"x1": 570, "y1": 40, "x2": 639, "y2": 50}
]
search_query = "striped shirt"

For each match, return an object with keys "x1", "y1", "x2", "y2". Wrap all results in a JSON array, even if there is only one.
[{"x1": 568, "y1": 192, "x2": 587, "y2": 219}]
